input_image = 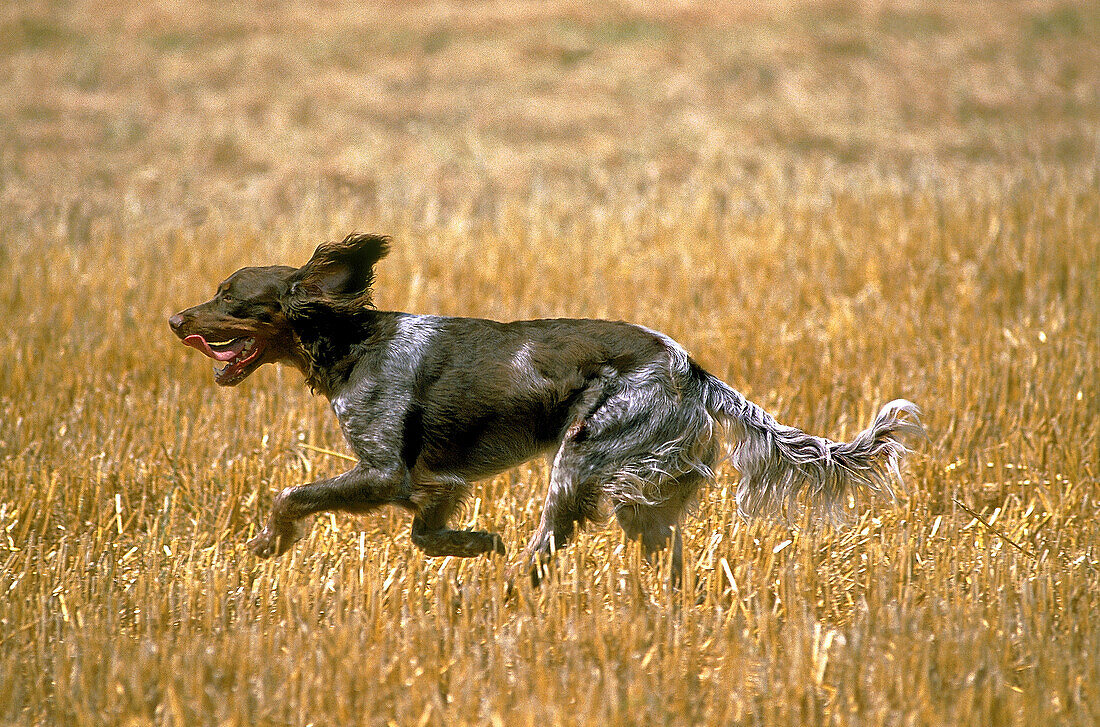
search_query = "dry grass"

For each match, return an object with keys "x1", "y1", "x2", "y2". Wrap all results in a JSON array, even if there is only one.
[{"x1": 1, "y1": 1, "x2": 1098, "y2": 725}]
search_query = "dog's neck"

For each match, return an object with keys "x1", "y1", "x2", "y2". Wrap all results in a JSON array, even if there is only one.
[{"x1": 288, "y1": 307, "x2": 392, "y2": 397}]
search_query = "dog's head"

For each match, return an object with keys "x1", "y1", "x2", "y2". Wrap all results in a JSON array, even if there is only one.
[{"x1": 169, "y1": 233, "x2": 389, "y2": 386}]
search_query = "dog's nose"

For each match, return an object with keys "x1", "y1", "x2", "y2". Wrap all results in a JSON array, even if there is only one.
[{"x1": 168, "y1": 313, "x2": 185, "y2": 332}]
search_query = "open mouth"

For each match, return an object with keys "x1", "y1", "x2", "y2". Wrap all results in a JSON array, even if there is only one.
[{"x1": 181, "y1": 334, "x2": 266, "y2": 385}]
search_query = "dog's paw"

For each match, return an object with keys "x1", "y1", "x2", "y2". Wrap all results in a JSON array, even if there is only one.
[
  {"x1": 247, "y1": 529, "x2": 280, "y2": 559},
  {"x1": 247, "y1": 521, "x2": 302, "y2": 559},
  {"x1": 528, "y1": 553, "x2": 551, "y2": 588}
]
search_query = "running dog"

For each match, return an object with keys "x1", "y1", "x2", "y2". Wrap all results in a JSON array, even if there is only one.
[{"x1": 169, "y1": 233, "x2": 922, "y2": 584}]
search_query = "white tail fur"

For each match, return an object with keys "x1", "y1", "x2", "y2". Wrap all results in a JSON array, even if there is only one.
[{"x1": 701, "y1": 376, "x2": 924, "y2": 520}]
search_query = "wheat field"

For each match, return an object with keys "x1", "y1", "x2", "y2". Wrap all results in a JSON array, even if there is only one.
[{"x1": 1, "y1": 1, "x2": 1098, "y2": 725}]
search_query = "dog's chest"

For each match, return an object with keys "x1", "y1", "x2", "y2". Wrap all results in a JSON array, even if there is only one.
[
  {"x1": 329, "y1": 379, "x2": 387, "y2": 430},
  {"x1": 330, "y1": 390, "x2": 356, "y2": 422},
  {"x1": 327, "y1": 372, "x2": 414, "y2": 459}
]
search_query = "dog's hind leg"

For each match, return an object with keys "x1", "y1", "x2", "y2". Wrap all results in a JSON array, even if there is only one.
[
  {"x1": 613, "y1": 458, "x2": 715, "y2": 590},
  {"x1": 527, "y1": 435, "x2": 605, "y2": 585},
  {"x1": 615, "y1": 500, "x2": 688, "y2": 588},
  {"x1": 409, "y1": 473, "x2": 505, "y2": 558}
]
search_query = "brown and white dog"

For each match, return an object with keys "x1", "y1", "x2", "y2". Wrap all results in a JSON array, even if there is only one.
[{"x1": 169, "y1": 233, "x2": 922, "y2": 585}]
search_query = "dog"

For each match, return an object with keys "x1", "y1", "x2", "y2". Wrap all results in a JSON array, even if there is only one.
[{"x1": 169, "y1": 233, "x2": 923, "y2": 585}]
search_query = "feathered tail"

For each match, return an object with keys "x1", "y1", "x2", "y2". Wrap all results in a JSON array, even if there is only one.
[{"x1": 699, "y1": 374, "x2": 924, "y2": 520}]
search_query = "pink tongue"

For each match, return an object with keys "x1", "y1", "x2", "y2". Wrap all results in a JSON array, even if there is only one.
[{"x1": 182, "y1": 335, "x2": 245, "y2": 361}]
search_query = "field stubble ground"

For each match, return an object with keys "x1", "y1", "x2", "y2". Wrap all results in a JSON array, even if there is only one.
[{"x1": 0, "y1": 1, "x2": 1098, "y2": 725}]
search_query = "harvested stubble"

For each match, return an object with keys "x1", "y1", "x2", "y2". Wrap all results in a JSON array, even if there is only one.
[{"x1": 1, "y1": 2, "x2": 1098, "y2": 725}]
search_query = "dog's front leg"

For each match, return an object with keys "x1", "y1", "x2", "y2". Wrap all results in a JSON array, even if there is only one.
[{"x1": 248, "y1": 463, "x2": 409, "y2": 558}]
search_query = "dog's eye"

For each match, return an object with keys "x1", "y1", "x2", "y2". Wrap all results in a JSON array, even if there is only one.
[{"x1": 222, "y1": 292, "x2": 236, "y2": 302}]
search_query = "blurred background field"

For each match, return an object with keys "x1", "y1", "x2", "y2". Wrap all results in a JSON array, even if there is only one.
[{"x1": 1, "y1": 1, "x2": 1098, "y2": 725}]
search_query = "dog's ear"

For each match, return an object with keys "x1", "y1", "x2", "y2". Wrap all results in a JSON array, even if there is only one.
[{"x1": 288, "y1": 233, "x2": 390, "y2": 304}]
